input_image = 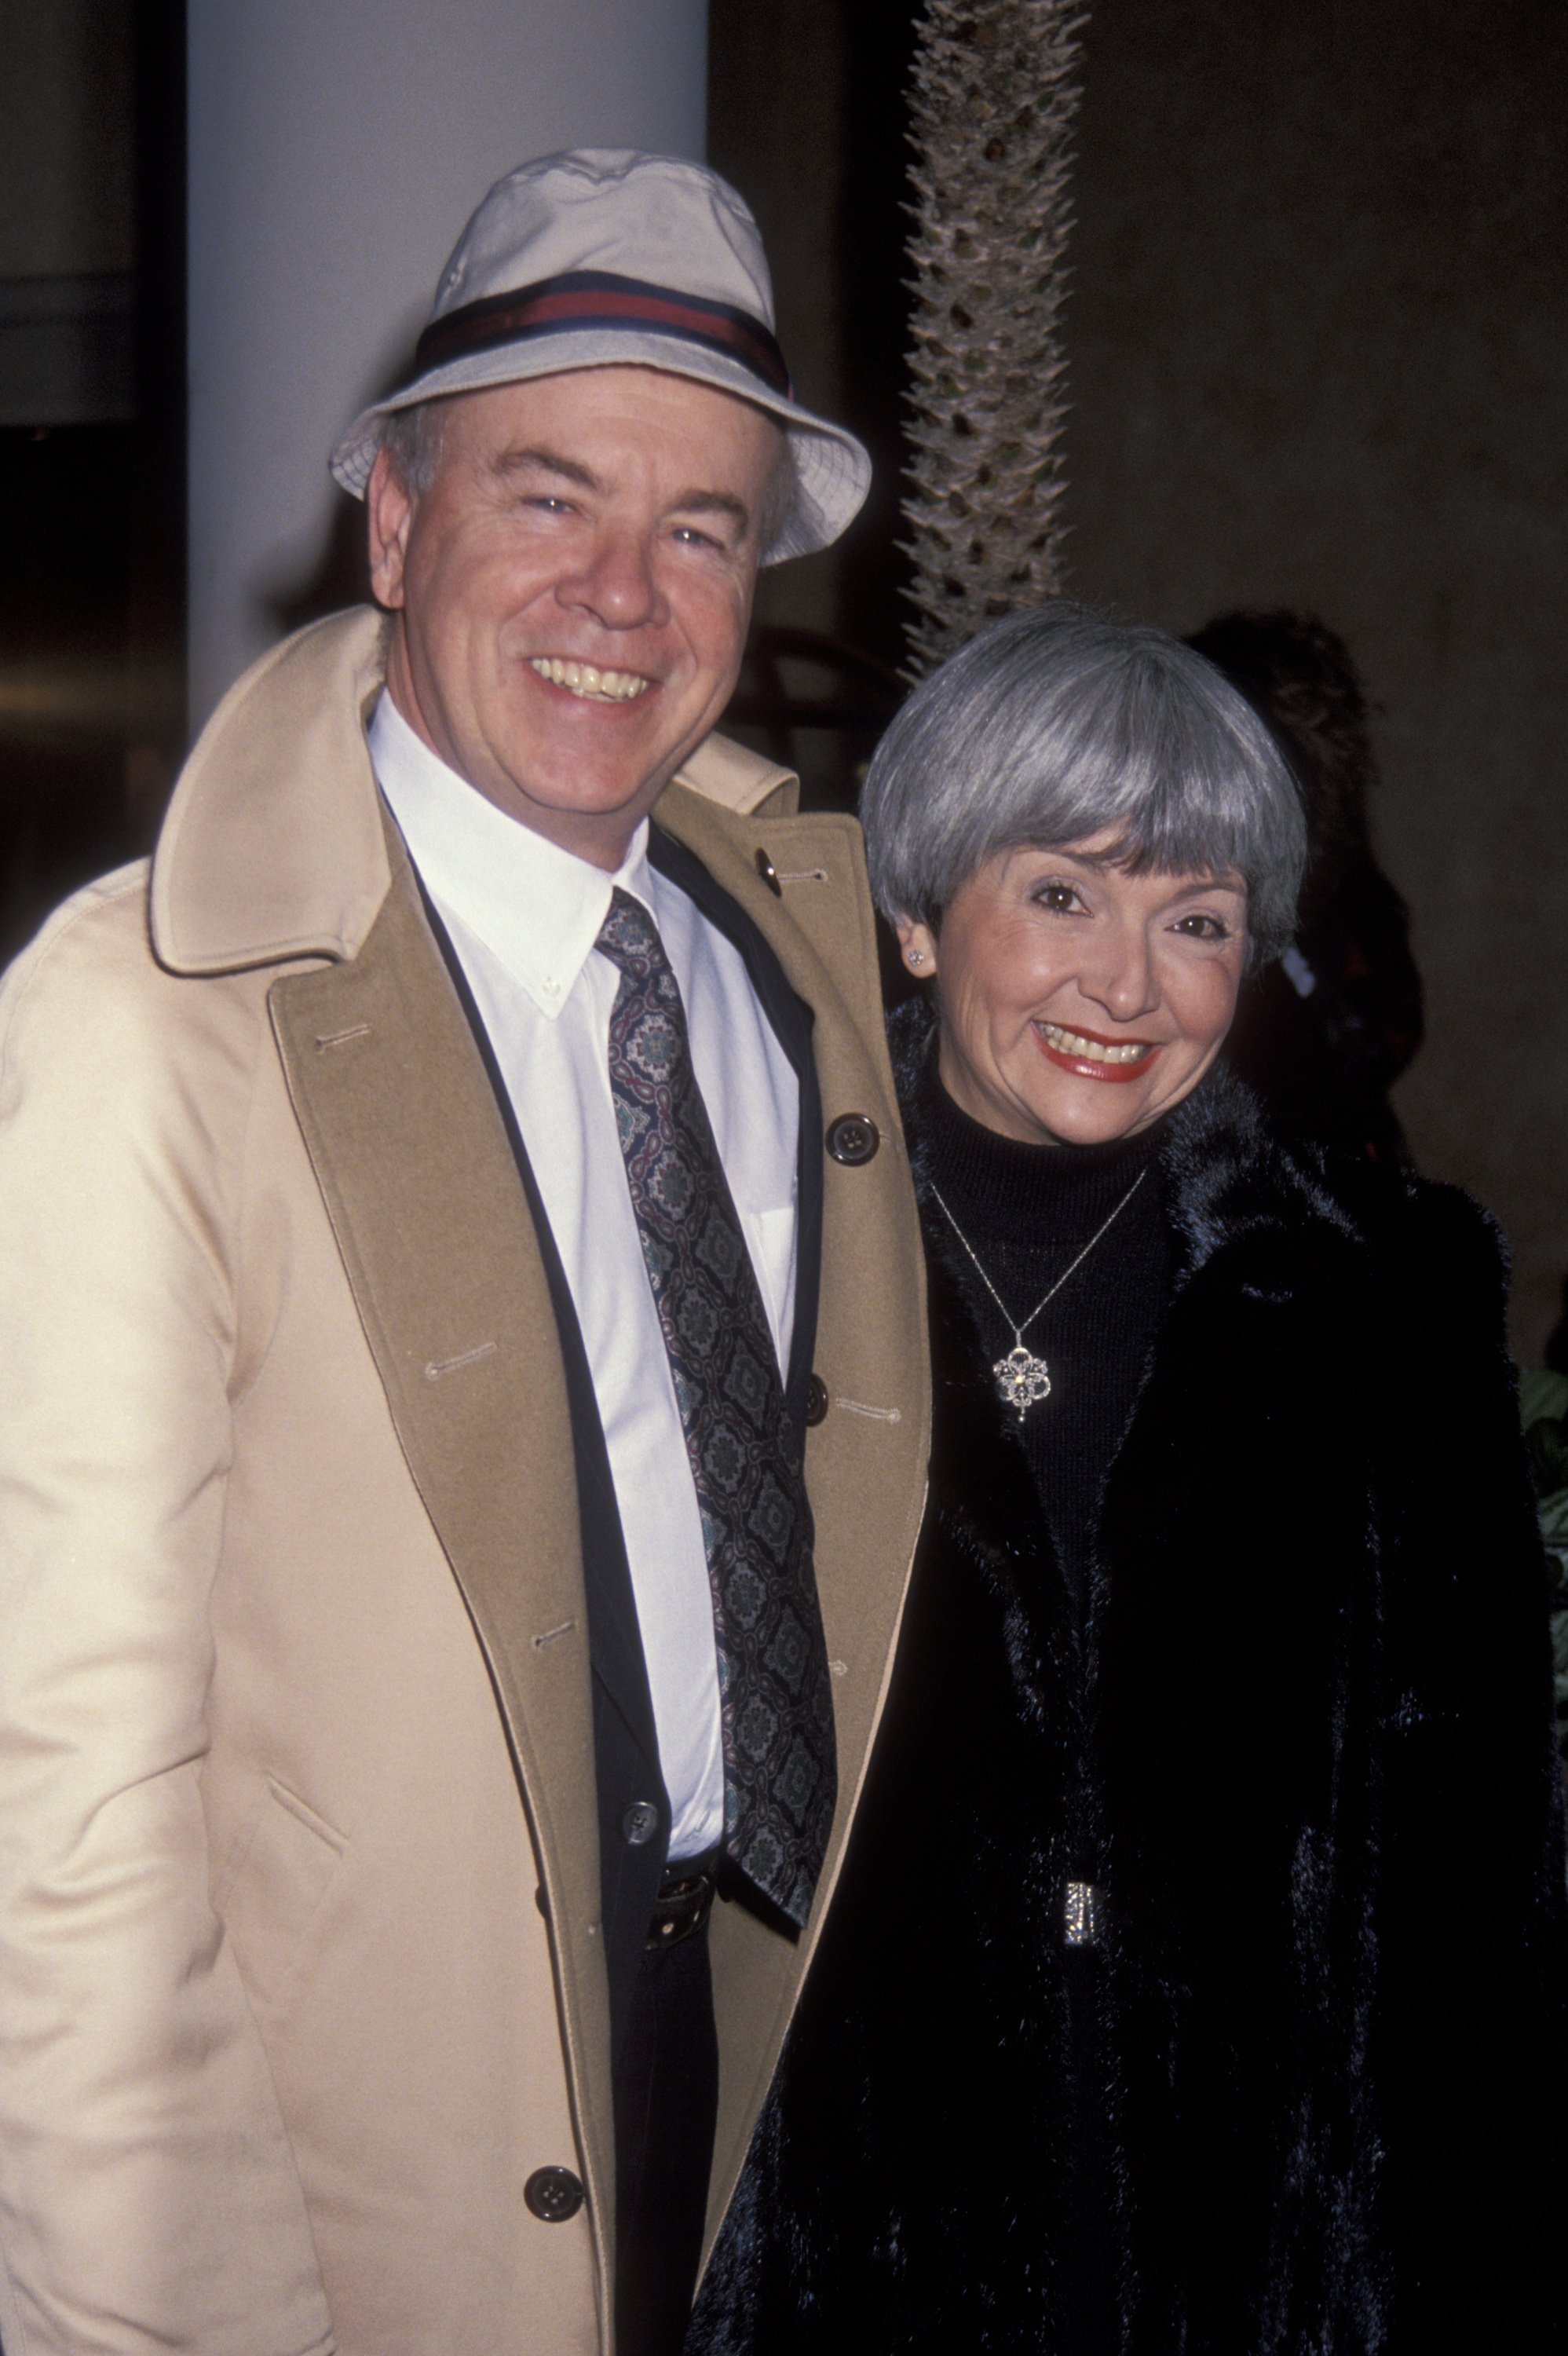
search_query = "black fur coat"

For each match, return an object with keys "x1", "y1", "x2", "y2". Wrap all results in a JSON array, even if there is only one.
[{"x1": 689, "y1": 1019, "x2": 1568, "y2": 2354}]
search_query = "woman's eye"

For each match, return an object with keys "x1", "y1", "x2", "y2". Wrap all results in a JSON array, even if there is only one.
[
  {"x1": 1033, "y1": 882, "x2": 1084, "y2": 915},
  {"x1": 1172, "y1": 912, "x2": 1230, "y2": 939}
]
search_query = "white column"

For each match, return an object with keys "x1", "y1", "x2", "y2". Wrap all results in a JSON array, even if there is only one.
[{"x1": 187, "y1": 0, "x2": 708, "y2": 728}]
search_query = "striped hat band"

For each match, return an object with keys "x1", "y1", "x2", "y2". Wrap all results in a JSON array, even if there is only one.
[{"x1": 410, "y1": 271, "x2": 794, "y2": 403}]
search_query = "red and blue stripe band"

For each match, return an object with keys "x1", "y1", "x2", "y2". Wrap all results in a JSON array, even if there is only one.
[{"x1": 409, "y1": 270, "x2": 794, "y2": 401}]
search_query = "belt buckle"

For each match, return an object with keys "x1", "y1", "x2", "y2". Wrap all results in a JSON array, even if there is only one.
[
  {"x1": 648, "y1": 1864, "x2": 717, "y2": 1950},
  {"x1": 1064, "y1": 1880, "x2": 1101, "y2": 1947}
]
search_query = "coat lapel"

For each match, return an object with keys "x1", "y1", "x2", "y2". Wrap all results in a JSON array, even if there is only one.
[{"x1": 267, "y1": 842, "x2": 620, "y2": 2241}]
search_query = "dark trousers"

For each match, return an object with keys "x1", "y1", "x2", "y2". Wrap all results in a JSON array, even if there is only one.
[{"x1": 613, "y1": 1918, "x2": 721, "y2": 2356}]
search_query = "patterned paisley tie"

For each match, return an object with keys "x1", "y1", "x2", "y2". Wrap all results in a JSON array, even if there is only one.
[{"x1": 595, "y1": 888, "x2": 835, "y2": 1926}]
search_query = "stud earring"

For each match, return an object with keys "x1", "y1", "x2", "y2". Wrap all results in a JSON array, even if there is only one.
[{"x1": 907, "y1": 949, "x2": 926, "y2": 968}]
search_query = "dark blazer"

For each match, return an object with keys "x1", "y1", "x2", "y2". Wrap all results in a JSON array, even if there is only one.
[{"x1": 690, "y1": 1018, "x2": 1568, "y2": 2354}]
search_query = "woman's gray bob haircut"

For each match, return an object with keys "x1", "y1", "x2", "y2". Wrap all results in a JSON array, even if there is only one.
[{"x1": 862, "y1": 600, "x2": 1308, "y2": 960}]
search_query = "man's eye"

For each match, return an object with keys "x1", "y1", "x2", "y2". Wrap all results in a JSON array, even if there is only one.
[
  {"x1": 527, "y1": 495, "x2": 574, "y2": 514},
  {"x1": 672, "y1": 525, "x2": 722, "y2": 551}
]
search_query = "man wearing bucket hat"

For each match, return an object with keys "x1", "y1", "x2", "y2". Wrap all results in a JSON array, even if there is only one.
[{"x1": 0, "y1": 152, "x2": 927, "y2": 2356}]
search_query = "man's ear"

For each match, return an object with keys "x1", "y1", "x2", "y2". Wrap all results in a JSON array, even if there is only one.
[{"x1": 367, "y1": 447, "x2": 415, "y2": 612}]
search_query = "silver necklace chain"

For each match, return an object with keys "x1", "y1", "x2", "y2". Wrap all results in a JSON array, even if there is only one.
[{"x1": 927, "y1": 1166, "x2": 1150, "y2": 1421}]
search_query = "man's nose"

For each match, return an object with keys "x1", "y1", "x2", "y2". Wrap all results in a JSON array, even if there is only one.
[{"x1": 556, "y1": 523, "x2": 666, "y2": 632}]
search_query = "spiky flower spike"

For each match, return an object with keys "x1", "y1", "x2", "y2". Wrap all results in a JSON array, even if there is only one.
[{"x1": 901, "y1": 0, "x2": 1088, "y2": 675}]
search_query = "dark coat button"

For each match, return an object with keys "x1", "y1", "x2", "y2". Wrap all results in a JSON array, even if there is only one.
[
  {"x1": 524, "y1": 2164, "x2": 585, "y2": 2222},
  {"x1": 755, "y1": 847, "x2": 784, "y2": 897},
  {"x1": 622, "y1": 1799, "x2": 660, "y2": 1846},
  {"x1": 826, "y1": 1114, "x2": 879, "y2": 1166},
  {"x1": 805, "y1": 1374, "x2": 829, "y2": 1426}
]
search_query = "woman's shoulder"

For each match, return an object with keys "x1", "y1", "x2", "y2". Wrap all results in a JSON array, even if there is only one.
[
  {"x1": 1320, "y1": 1146, "x2": 1506, "y2": 1282},
  {"x1": 1163, "y1": 1062, "x2": 1511, "y2": 1346}
]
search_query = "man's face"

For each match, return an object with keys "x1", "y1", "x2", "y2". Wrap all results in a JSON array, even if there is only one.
[{"x1": 368, "y1": 365, "x2": 783, "y2": 867}]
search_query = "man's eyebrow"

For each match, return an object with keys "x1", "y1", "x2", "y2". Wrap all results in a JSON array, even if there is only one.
[
  {"x1": 669, "y1": 488, "x2": 751, "y2": 528},
  {"x1": 488, "y1": 445, "x2": 602, "y2": 492},
  {"x1": 484, "y1": 451, "x2": 750, "y2": 532}
]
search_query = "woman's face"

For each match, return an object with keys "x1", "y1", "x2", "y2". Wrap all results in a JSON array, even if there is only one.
[{"x1": 897, "y1": 832, "x2": 1249, "y2": 1147}]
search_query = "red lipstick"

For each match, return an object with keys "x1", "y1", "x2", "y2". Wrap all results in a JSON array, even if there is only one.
[{"x1": 1033, "y1": 1020, "x2": 1161, "y2": 1084}]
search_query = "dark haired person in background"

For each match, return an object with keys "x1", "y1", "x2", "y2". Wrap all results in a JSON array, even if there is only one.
[
  {"x1": 1186, "y1": 607, "x2": 1424, "y2": 1164},
  {"x1": 691, "y1": 601, "x2": 1566, "y2": 2356}
]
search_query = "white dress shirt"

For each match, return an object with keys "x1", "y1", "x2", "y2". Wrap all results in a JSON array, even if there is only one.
[{"x1": 370, "y1": 694, "x2": 800, "y2": 1860}]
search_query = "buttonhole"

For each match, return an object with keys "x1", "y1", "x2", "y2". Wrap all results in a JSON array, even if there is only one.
[
  {"x1": 777, "y1": 868, "x2": 830, "y2": 884},
  {"x1": 835, "y1": 1398, "x2": 902, "y2": 1423},
  {"x1": 315, "y1": 1022, "x2": 372, "y2": 1050},
  {"x1": 423, "y1": 1341, "x2": 498, "y2": 1381},
  {"x1": 532, "y1": 1620, "x2": 576, "y2": 1651}
]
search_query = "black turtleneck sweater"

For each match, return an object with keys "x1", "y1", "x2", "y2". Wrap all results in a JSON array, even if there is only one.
[{"x1": 918, "y1": 1057, "x2": 1172, "y2": 1577}]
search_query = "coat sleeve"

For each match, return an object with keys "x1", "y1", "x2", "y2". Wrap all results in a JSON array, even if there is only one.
[{"x1": 0, "y1": 879, "x2": 335, "y2": 2356}]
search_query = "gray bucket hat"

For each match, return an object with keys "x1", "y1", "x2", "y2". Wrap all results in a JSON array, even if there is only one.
[{"x1": 331, "y1": 148, "x2": 871, "y2": 565}]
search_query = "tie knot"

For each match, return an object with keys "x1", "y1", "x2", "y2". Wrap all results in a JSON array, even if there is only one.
[{"x1": 595, "y1": 887, "x2": 668, "y2": 982}]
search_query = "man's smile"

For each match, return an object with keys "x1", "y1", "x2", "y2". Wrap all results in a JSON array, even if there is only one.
[{"x1": 525, "y1": 656, "x2": 653, "y2": 703}]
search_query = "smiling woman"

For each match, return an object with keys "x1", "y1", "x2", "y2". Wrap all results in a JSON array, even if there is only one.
[
  {"x1": 691, "y1": 600, "x2": 1568, "y2": 2356},
  {"x1": 897, "y1": 840, "x2": 1251, "y2": 1144},
  {"x1": 872, "y1": 602, "x2": 1303, "y2": 1149}
]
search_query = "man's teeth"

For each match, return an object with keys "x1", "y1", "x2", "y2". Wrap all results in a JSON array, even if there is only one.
[
  {"x1": 1038, "y1": 1023, "x2": 1151, "y2": 1066},
  {"x1": 528, "y1": 657, "x2": 651, "y2": 702}
]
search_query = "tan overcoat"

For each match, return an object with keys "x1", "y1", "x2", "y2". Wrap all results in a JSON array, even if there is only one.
[{"x1": 0, "y1": 610, "x2": 928, "y2": 2356}]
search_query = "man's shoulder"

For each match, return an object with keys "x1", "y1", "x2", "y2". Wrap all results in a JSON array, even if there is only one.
[
  {"x1": 1, "y1": 861, "x2": 155, "y2": 1020},
  {"x1": 654, "y1": 765, "x2": 883, "y2": 1074},
  {"x1": 669, "y1": 730, "x2": 801, "y2": 821},
  {"x1": 0, "y1": 858, "x2": 272, "y2": 1119}
]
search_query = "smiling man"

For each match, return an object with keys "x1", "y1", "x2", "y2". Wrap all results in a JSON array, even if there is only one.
[
  {"x1": 0, "y1": 152, "x2": 929, "y2": 2356},
  {"x1": 367, "y1": 365, "x2": 785, "y2": 860}
]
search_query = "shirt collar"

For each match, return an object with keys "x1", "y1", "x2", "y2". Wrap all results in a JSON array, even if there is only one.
[{"x1": 368, "y1": 690, "x2": 654, "y2": 1019}]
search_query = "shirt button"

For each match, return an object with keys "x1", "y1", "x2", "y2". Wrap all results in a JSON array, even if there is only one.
[
  {"x1": 622, "y1": 1799, "x2": 660, "y2": 1847},
  {"x1": 524, "y1": 2165, "x2": 585, "y2": 2222},
  {"x1": 805, "y1": 1374, "x2": 829, "y2": 1426},
  {"x1": 826, "y1": 1114, "x2": 880, "y2": 1166}
]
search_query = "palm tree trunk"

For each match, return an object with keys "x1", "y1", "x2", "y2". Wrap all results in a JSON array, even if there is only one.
[{"x1": 902, "y1": 0, "x2": 1089, "y2": 673}]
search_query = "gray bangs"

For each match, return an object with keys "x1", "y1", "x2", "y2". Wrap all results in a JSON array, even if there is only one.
[{"x1": 861, "y1": 602, "x2": 1308, "y2": 961}]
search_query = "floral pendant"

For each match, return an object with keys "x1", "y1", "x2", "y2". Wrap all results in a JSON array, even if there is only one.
[{"x1": 993, "y1": 1344, "x2": 1052, "y2": 1421}]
